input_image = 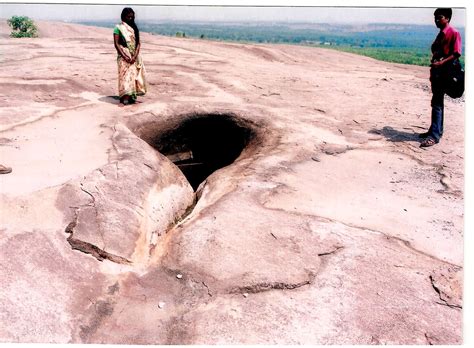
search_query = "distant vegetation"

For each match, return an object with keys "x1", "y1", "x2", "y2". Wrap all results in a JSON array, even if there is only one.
[
  {"x1": 7, "y1": 16, "x2": 38, "y2": 38},
  {"x1": 327, "y1": 46, "x2": 431, "y2": 66},
  {"x1": 80, "y1": 20, "x2": 465, "y2": 67}
]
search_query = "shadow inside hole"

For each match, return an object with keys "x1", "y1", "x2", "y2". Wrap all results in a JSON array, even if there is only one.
[{"x1": 151, "y1": 114, "x2": 255, "y2": 190}]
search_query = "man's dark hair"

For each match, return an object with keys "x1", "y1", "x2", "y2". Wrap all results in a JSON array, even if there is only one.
[
  {"x1": 121, "y1": 7, "x2": 140, "y2": 44},
  {"x1": 434, "y1": 8, "x2": 452, "y2": 21}
]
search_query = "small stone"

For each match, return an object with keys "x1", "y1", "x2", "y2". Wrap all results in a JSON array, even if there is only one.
[
  {"x1": 243, "y1": 293, "x2": 249, "y2": 298},
  {"x1": 158, "y1": 302, "x2": 165, "y2": 309},
  {"x1": 176, "y1": 274, "x2": 183, "y2": 279}
]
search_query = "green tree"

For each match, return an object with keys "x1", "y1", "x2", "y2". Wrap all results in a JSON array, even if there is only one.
[{"x1": 7, "y1": 16, "x2": 38, "y2": 38}]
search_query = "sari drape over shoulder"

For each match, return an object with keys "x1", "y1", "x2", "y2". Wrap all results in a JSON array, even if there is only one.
[{"x1": 114, "y1": 22, "x2": 147, "y2": 99}]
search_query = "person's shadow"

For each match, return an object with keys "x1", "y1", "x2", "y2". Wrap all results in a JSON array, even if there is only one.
[
  {"x1": 99, "y1": 96, "x2": 120, "y2": 105},
  {"x1": 369, "y1": 126, "x2": 422, "y2": 143}
]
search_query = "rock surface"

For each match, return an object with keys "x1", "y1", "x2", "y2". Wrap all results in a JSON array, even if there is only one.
[{"x1": 0, "y1": 20, "x2": 464, "y2": 344}]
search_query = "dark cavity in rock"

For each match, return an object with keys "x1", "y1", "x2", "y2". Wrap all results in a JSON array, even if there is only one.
[{"x1": 150, "y1": 113, "x2": 256, "y2": 190}]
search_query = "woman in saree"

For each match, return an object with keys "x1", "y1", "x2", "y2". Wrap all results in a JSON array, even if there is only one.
[{"x1": 113, "y1": 8, "x2": 147, "y2": 105}]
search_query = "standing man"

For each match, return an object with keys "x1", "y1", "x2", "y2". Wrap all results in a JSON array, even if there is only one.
[{"x1": 420, "y1": 8, "x2": 462, "y2": 147}]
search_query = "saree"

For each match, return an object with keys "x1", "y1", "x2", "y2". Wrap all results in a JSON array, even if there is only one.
[{"x1": 114, "y1": 22, "x2": 147, "y2": 99}]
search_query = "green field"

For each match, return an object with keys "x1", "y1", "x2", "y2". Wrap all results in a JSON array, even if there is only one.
[
  {"x1": 82, "y1": 20, "x2": 465, "y2": 67},
  {"x1": 324, "y1": 46, "x2": 432, "y2": 66},
  {"x1": 324, "y1": 46, "x2": 464, "y2": 67}
]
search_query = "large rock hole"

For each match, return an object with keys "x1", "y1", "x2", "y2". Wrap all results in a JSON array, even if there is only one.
[{"x1": 150, "y1": 113, "x2": 256, "y2": 190}]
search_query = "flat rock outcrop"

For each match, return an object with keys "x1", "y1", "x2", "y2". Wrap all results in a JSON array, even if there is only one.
[{"x1": 0, "y1": 20, "x2": 464, "y2": 344}]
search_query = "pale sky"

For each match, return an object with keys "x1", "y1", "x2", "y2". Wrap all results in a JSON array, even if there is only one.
[{"x1": 0, "y1": 1, "x2": 467, "y2": 27}]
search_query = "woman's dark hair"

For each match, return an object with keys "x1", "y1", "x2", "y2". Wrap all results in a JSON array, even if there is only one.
[
  {"x1": 121, "y1": 7, "x2": 140, "y2": 44},
  {"x1": 434, "y1": 8, "x2": 452, "y2": 21}
]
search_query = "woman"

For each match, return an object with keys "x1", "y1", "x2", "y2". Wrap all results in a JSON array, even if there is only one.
[
  {"x1": 113, "y1": 7, "x2": 147, "y2": 105},
  {"x1": 419, "y1": 8, "x2": 462, "y2": 147}
]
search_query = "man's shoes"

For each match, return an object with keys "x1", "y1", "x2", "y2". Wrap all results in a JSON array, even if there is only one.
[
  {"x1": 420, "y1": 137, "x2": 438, "y2": 148},
  {"x1": 0, "y1": 164, "x2": 12, "y2": 174}
]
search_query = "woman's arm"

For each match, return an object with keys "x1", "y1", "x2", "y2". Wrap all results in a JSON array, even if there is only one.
[
  {"x1": 131, "y1": 42, "x2": 141, "y2": 63},
  {"x1": 114, "y1": 33, "x2": 132, "y2": 63}
]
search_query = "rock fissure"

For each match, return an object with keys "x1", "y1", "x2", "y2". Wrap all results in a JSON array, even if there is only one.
[
  {"x1": 383, "y1": 234, "x2": 461, "y2": 268},
  {"x1": 67, "y1": 237, "x2": 131, "y2": 264},
  {"x1": 429, "y1": 275, "x2": 462, "y2": 310},
  {"x1": 317, "y1": 245, "x2": 344, "y2": 257},
  {"x1": 390, "y1": 151, "x2": 462, "y2": 196},
  {"x1": 0, "y1": 101, "x2": 94, "y2": 133},
  {"x1": 187, "y1": 276, "x2": 214, "y2": 298},
  {"x1": 115, "y1": 162, "x2": 119, "y2": 180},
  {"x1": 79, "y1": 184, "x2": 108, "y2": 251},
  {"x1": 146, "y1": 196, "x2": 198, "y2": 262},
  {"x1": 110, "y1": 125, "x2": 122, "y2": 164},
  {"x1": 315, "y1": 146, "x2": 462, "y2": 198},
  {"x1": 80, "y1": 186, "x2": 96, "y2": 206},
  {"x1": 424, "y1": 333, "x2": 435, "y2": 345},
  {"x1": 201, "y1": 281, "x2": 213, "y2": 297},
  {"x1": 229, "y1": 274, "x2": 315, "y2": 295},
  {"x1": 436, "y1": 167, "x2": 462, "y2": 197},
  {"x1": 262, "y1": 204, "x2": 461, "y2": 269},
  {"x1": 64, "y1": 209, "x2": 132, "y2": 265},
  {"x1": 173, "y1": 195, "x2": 199, "y2": 228}
]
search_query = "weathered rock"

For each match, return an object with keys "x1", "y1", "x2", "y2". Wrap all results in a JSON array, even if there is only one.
[
  {"x1": 0, "y1": 20, "x2": 464, "y2": 344},
  {"x1": 58, "y1": 123, "x2": 194, "y2": 263}
]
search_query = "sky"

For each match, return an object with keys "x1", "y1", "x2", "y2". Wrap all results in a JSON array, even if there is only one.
[{"x1": 0, "y1": 0, "x2": 467, "y2": 27}]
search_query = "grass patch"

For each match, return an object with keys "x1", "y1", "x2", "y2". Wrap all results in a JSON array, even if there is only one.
[{"x1": 324, "y1": 46, "x2": 465, "y2": 67}]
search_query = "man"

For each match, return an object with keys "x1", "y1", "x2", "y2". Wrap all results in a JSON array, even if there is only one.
[{"x1": 419, "y1": 8, "x2": 462, "y2": 147}]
